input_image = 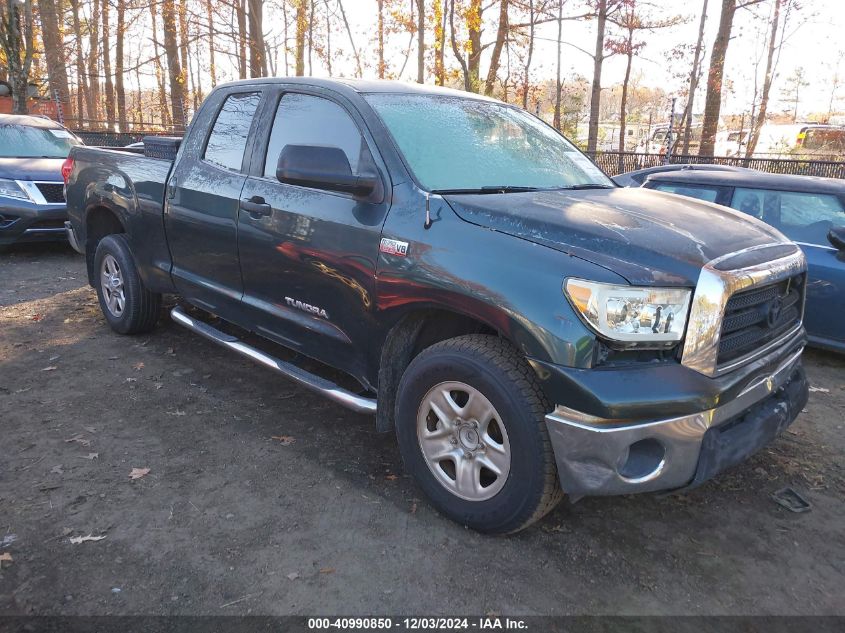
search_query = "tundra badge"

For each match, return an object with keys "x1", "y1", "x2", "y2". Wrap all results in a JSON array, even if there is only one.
[{"x1": 284, "y1": 297, "x2": 329, "y2": 319}]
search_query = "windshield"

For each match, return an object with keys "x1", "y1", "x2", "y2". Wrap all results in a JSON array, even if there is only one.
[
  {"x1": 0, "y1": 124, "x2": 81, "y2": 158},
  {"x1": 365, "y1": 94, "x2": 613, "y2": 191}
]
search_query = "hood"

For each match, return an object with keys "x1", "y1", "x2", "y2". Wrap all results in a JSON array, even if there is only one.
[
  {"x1": 444, "y1": 187, "x2": 789, "y2": 286},
  {"x1": 0, "y1": 157, "x2": 66, "y2": 181}
]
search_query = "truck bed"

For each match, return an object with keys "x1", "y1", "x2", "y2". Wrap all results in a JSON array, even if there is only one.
[{"x1": 66, "y1": 145, "x2": 176, "y2": 293}]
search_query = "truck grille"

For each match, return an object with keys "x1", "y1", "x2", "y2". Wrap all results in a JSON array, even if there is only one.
[
  {"x1": 35, "y1": 182, "x2": 65, "y2": 203},
  {"x1": 717, "y1": 273, "x2": 804, "y2": 365}
]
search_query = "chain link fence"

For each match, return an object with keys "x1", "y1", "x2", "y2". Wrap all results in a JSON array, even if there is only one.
[{"x1": 586, "y1": 151, "x2": 845, "y2": 179}]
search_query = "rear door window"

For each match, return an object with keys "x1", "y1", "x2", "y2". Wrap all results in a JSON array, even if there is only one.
[
  {"x1": 729, "y1": 187, "x2": 845, "y2": 246},
  {"x1": 204, "y1": 92, "x2": 261, "y2": 171},
  {"x1": 652, "y1": 183, "x2": 720, "y2": 203}
]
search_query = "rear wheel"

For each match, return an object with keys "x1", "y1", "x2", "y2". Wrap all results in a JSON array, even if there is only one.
[
  {"x1": 395, "y1": 334, "x2": 562, "y2": 534},
  {"x1": 94, "y1": 234, "x2": 160, "y2": 334}
]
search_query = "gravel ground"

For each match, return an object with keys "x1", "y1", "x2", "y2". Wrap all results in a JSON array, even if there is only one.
[{"x1": 1, "y1": 243, "x2": 843, "y2": 616}]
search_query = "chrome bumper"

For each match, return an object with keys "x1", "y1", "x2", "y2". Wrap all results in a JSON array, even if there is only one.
[
  {"x1": 65, "y1": 221, "x2": 85, "y2": 254},
  {"x1": 545, "y1": 346, "x2": 805, "y2": 498}
]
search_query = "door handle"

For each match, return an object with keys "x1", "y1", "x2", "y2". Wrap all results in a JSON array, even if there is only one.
[{"x1": 240, "y1": 197, "x2": 272, "y2": 218}]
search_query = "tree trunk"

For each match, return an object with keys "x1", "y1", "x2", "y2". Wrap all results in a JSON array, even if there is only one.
[
  {"x1": 618, "y1": 45, "x2": 633, "y2": 172},
  {"x1": 448, "y1": 0, "x2": 470, "y2": 90},
  {"x1": 162, "y1": 0, "x2": 186, "y2": 130},
  {"x1": 87, "y1": 0, "x2": 101, "y2": 125},
  {"x1": 466, "y1": 0, "x2": 482, "y2": 92},
  {"x1": 586, "y1": 0, "x2": 607, "y2": 153},
  {"x1": 745, "y1": 0, "x2": 780, "y2": 157},
  {"x1": 37, "y1": 0, "x2": 72, "y2": 123},
  {"x1": 295, "y1": 0, "x2": 307, "y2": 75},
  {"x1": 206, "y1": 0, "x2": 217, "y2": 86},
  {"x1": 553, "y1": 0, "x2": 563, "y2": 129},
  {"x1": 521, "y1": 0, "x2": 534, "y2": 109},
  {"x1": 248, "y1": 0, "x2": 266, "y2": 77},
  {"x1": 1, "y1": 0, "x2": 36, "y2": 114},
  {"x1": 178, "y1": 0, "x2": 190, "y2": 84},
  {"x1": 699, "y1": 0, "x2": 737, "y2": 158},
  {"x1": 337, "y1": 0, "x2": 362, "y2": 77},
  {"x1": 69, "y1": 0, "x2": 87, "y2": 127},
  {"x1": 434, "y1": 0, "x2": 446, "y2": 85},
  {"x1": 416, "y1": 0, "x2": 424, "y2": 83},
  {"x1": 115, "y1": 0, "x2": 126, "y2": 130},
  {"x1": 102, "y1": 0, "x2": 116, "y2": 129},
  {"x1": 680, "y1": 0, "x2": 707, "y2": 155},
  {"x1": 484, "y1": 0, "x2": 508, "y2": 96},
  {"x1": 149, "y1": 0, "x2": 171, "y2": 128},
  {"x1": 237, "y1": 0, "x2": 247, "y2": 79},
  {"x1": 377, "y1": 0, "x2": 385, "y2": 78}
]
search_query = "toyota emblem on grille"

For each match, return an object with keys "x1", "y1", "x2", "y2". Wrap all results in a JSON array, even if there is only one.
[{"x1": 766, "y1": 297, "x2": 784, "y2": 328}]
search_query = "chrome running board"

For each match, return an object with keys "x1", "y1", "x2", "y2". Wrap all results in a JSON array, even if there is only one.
[{"x1": 170, "y1": 306, "x2": 377, "y2": 415}]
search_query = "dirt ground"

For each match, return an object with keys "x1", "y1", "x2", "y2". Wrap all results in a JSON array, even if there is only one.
[{"x1": 1, "y1": 243, "x2": 843, "y2": 617}]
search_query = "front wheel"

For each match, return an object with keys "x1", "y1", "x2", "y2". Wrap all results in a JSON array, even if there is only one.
[
  {"x1": 93, "y1": 234, "x2": 161, "y2": 334},
  {"x1": 395, "y1": 335, "x2": 562, "y2": 534}
]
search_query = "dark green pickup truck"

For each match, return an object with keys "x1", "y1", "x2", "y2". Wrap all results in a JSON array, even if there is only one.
[{"x1": 65, "y1": 78, "x2": 809, "y2": 533}]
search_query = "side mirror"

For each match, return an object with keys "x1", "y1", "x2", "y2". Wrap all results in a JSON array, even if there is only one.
[
  {"x1": 276, "y1": 144, "x2": 377, "y2": 198},
  {"x1": 828, "y1": 226, "x2": 845, "y2": 251}
]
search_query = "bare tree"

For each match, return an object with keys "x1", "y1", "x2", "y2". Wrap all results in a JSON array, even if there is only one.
[
  {"x1": 0, "y1": 0, "x2": 36, "y2": 114},
  {"x1": 745, "y1": 0, "x2": 798, "y2": 156},
  {"x1": 37, "y1": 0, "x2": 72, "y2": 121},
  {"x1": 162, "y1": 0, "x2": 186, "y2": 128},
  {"x1": 248, "y1": 0, "x2": 266, "y2": 76},
  {"x1": 103, "y1": 0, "x2": 117, "y2": 129},
  {"x1": 699, "y1": 0, "x2": 764, "y2": 157},
  {"x1": 585, "y1": 0, "x2": 623, "y2": 153},
  {"x1": 115, "y1": 0, "x2": 127, "y2": 130},
  {"x1": 606, "y1": 1, "x2": 682, "y2": 169},
  {"x1": 680, "y1": 0, "x2": 707, "y2": 155}
]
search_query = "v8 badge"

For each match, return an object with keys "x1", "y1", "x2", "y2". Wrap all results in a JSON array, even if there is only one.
[{"x1": 379, "y1": 238, "x2": 409, "y2": 257}]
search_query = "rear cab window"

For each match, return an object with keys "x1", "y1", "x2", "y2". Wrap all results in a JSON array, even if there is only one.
[
  {"x1": 204, "y1": 92, "x2": 262, "y2": 171},
  {"x1": 730, "y1": 187, "x2": 845, "y2": 246}
]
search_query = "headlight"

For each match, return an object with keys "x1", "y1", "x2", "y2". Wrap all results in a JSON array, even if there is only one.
[
  {"x1": 0, "y1": 179, "x2": 31, "y2": 201},
  {"x1": 565, "y1": 278, "x2": 691, "y2": 346}
]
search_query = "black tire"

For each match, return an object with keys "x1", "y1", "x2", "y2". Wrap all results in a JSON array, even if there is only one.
[
  {"x1": 395, "y1": 334, "x2": 563, "y2": 534},
  {"x1": 93, "y1": 234, "x2": 161, "y2": 334}
]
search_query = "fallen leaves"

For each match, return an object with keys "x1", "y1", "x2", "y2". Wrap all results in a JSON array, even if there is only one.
[
  {"x1": 64, "y1": 434, "x2": 91, "y2": 447},
  {"x1": 31, "y1": 313, "x2": 44, "y2": 321},
  {"x1": 41, "y1": 366, "x2": 57, "y2": 372},
  {"x1": 79, "y1": 453, "x2": 99, "y2": 460},
  {"x1": 133, "y1": 362, "x2": 145, "y2": 371},
  {"x1": 129, "y1": 467, "x2": 150, "y2": 480},
  {"x1": 286, "y1": 572, "x2": 300, "y2": 581},
  {"x1": 166, "y1": 410, "x2": 186, "y2": 417},
  {"x1": 69, "y1": 534, "x2": 106, "y2": 545},
  {"x1": 385, "y1": 474, "x2": 398, "y2": 481},
  {"x1": 318, "y1": 567, "x2": 335, "y2": 574},
  {"x1": 809, "y1": 386, "x2": 830, "y2": 393},
  {"x1": 0, "y1": 552, "x2": 12, "y2": 564},
  {"x1": 271, "y1": 435, "x2": 296, "y2": 446},
  {"x1": 51, "y1": 465, "x2": 64, "y2": 475}
]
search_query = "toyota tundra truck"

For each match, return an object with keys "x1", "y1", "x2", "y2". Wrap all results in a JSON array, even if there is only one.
[{"x1": 64, "y1": 78, "x2": 809, "y2": 534}]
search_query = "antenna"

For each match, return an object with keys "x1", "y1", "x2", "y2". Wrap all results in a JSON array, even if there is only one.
[{"x1": 424, "y1": 192, "x2": 432, "y2": 229}]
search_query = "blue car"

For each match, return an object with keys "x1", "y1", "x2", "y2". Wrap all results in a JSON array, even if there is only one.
[
  {"x1": 0, "y1": 113, "x2": 82, "y2": 250},
  {"x1": 631, "y1": 168, "x2": 845, "y2": 353}
]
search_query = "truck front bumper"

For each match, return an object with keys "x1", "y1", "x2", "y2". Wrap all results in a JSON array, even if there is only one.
[{"x1": 545, "y1": 347, "x2": 808, "y2": 498}]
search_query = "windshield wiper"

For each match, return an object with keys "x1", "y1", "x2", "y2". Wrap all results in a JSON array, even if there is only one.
[
  {"x1": 560, "y1": 183, "x2": 615, "y2": 190},
  {"x1": 431, "y1": 185, "x2": 543, "y2": 195}
]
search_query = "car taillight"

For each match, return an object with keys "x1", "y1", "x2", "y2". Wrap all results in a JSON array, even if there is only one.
[{"x1": 61, "y1": 157, "x2": 74, "y2": 184}]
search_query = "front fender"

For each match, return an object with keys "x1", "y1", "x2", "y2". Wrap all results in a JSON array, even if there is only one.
[{"x1": 376, "y1": 187, "x2": 629, "y2": 369}]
